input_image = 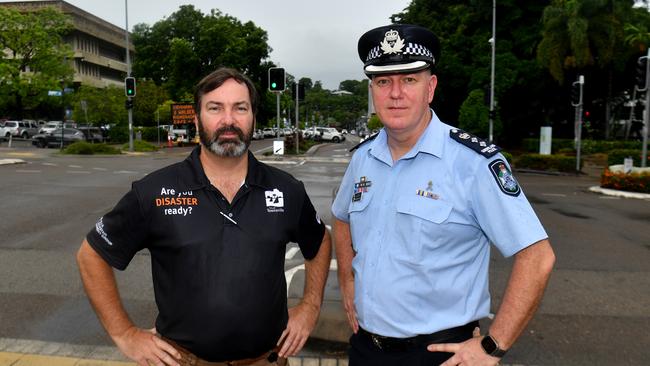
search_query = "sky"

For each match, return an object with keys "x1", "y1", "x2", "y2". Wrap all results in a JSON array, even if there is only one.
[{"x1": 11, "y1": 0, "x2": 413, "y2": 90}]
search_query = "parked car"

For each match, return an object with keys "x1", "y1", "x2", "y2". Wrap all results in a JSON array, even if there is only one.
[
  {"x1": 2, "y1": 120, "x2": 40, "y2": 139},
  {"x1": 262, "y1": 127, "x2": 276, "y2": 138},
  {"x1": 252, "y1": 129, "x2": 263, "y2": 140},
  {"x1": 31, "y1": 128, "x2": 85, "y2": 148},
  {"x1": 76, "y1": 126, "x2": 105, "y2": 143},
  {"x1": 38, "y1": 121, "x2": 76, "y2": 134},
  {"x1": 314, "y1": 127, "x2": 345, "y2": 143}
]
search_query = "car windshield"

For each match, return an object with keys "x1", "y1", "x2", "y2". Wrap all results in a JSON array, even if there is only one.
[{"x1": 5, "y1": 122, "x2": 17, "y2": 127}]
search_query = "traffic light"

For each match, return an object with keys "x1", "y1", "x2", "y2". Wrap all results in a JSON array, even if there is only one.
[
  {"x1": 636, "y1": 57, "x2": 647, "y2": 91},
  {"x1": 268, "y1": 67, "x2": 285, "y2": 92},
  {"x1": 571, "y1": 82, "x2": 581, "y2": 106},
  {"x1": 292, "y1": 83, "x2": 305, "y2": 101},
  {"x1": 125, "y1": 77, "x2": 136, "y2": 97},
  {"x1": 125, "y1": 99, "x2": 134, "y2": 109}
]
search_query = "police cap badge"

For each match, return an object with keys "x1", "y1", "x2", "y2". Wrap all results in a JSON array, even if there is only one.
[{"x1": 358, "y1": 24, "x2": 440, "y2": 76}]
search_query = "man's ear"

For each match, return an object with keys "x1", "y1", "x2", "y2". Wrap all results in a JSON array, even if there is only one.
[{"x1": 428, "y1": 74, "x2": 438, "y2": 102}]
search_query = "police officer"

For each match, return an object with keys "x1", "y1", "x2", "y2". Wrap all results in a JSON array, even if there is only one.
[
  {"x1": 331, "y1": 24, "x2": 555, "y2": 366},
  {"x1": 77, "y1": 67, "x2": 331, "y2": 366}
]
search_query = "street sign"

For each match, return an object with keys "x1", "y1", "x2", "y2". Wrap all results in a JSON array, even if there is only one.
[
  {"x1": 48, "y1": 90, "x2": 62, "y2": 97},
  {"x1": 171, "y1": 103, "x2": 196, "y2": 125}
]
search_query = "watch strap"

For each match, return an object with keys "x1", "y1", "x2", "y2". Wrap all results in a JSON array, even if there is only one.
[{"x1": 482, "y1": 334, "x2": 508, "y2": 357}]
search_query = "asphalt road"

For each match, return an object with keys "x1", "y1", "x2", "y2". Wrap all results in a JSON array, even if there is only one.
[{"x1": 1, "y1": 138, "x2": 649, "y2": 365}]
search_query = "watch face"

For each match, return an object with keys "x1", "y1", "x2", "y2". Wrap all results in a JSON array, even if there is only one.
[{"x1": 481, "y1": 336, "x2": 498, "y2": 354}]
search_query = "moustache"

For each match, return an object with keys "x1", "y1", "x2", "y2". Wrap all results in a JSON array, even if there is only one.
[{"x1": 213, "y1": 125, "x2": 245, "y2": 142}]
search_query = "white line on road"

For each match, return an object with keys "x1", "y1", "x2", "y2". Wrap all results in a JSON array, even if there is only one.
[
  {"x1": 298, "y1": 161, "x2": 306, "y2": 166},
  {"x1": 260, "y1": 160, "x2": 297, "y2": 165},
  {"x1": 93, "y1": 167, "x2": 108, "y2": 171},
  {"x1": 68, "y1": 165, "x2": 83, "y2": 168},
  {"x1": 67, "y1": 171, "x2": 91, "y2": 174},
  {"x1": 15, "y1": 169, "x2": 41, "y2": 173},
  {"x1": 41, "y1": 162, "x2": 57, "y2": 166},
  {"x1": 285, "y1": 247, "x2": 300, "y2": 259},
  {"x1": 113, "y1": 170, "x2": 138, "y2": 174}
]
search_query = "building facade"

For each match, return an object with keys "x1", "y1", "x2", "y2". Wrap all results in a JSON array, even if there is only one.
[{"x1": 0, "y1": 0, "x2": 134, "y2": 88}]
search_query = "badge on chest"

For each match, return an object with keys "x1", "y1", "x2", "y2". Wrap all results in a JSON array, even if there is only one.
[{"x1": 352, "y1": 176, "x2": 372, "y2": 202}]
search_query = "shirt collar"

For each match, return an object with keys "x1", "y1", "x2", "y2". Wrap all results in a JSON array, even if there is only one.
[
  {"x1": 177, "y1": 146, "x2": 271, "y2": 191},
  {"x1": 367, "y1": 109, "x2": 444, "y2": 164}
]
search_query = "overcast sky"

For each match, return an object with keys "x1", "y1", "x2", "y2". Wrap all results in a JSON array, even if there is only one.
[{"x1": 14, "y1": 0, "x2": 413, "y2": 90}]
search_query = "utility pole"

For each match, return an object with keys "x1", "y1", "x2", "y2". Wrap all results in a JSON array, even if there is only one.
[
  {"x1": 295, "y1": 83, "x2": 300, "y2": 154},
  {"x1": 638, "y1": 49, "x2": 650, "y2": 168},
  {"x1": 488, "y1": 0, "x2": 496, "y2": 143},
  {"x1": 125, "y1": 0, "x2": 133, "y2": 152}
]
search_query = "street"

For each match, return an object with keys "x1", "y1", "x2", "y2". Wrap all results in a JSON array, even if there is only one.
[{"x1": 1, "y1": 140, "x2": 649, "y2": 365}]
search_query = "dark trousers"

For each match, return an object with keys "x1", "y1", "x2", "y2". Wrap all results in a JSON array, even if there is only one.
[{"x1": 348, "y1": 323, "x2": 477, "y2": 366}]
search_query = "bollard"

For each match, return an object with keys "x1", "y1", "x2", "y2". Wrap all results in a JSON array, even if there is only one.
[{"x1": 7, "y1": 134, "x2": 12, "y2": 148}]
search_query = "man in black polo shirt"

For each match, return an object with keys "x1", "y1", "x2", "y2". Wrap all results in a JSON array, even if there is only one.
[{"x1": 76, "y1": 67, "x2": 331, "y2": 366}]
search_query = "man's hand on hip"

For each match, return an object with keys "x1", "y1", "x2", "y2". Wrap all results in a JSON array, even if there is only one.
[
  {"x1": 112, "y1": 326, "x2": 181, "y2": 366},
  {"x1": 427, "y1": 327, "x2": 501, "y2": 366},
  {"x1": 277, "y1": 301, "x2": 320, "y2": 358}
]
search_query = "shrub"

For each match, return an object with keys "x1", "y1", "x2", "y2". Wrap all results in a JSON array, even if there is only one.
[
  {"x1": 108, "y1": 125, "x2": 129, "y2": 144},
  {"x1": 123, "y1": 140, "x2": 159, "y2": 152},
  {"x1": 63, "y1": 142, "x2": 121, "y2": 155},
  {"x1": 601, "y1": 169, "x2": 650, "y2": 193},
  {"x1": 521, "y1": 138, "x2": 642, "y2": 154},
  {"x1": 515, "y1": 153, "x2": 578, "y2": 172},
  {"x1": 607, "y1": 149, "x2": 648, "y2": 167},
  {"x1": 501, "y1": 151, "x2": 513, "y2": 165},
  {"x1": 138, "y1": 126, "x2": 168, "y2": 142}
]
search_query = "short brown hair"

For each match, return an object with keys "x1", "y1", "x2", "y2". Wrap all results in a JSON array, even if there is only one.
[{"x1": 194, "y1": 67, "x2": 259, "y2": 116}]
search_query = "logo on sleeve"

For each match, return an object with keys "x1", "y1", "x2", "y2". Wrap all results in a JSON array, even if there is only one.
[
  {"x1": 95, "y1": 217, "x2": 113, "y2": 246},
  {"x1": 489, "y1": 159, "x2": 520, "y2": 197},
  {"x1": 265, "y1": 188, "x2": 284, "y2": 212}
]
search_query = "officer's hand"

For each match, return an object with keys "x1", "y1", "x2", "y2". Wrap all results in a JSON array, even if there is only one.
[
  {"x1": 277, "y1": 301, "x2": 320, "y2": 358},
  {"x1": 426, "y1": 328, "x2": 501, "y2": 366},
  {"x1": 112, "y1": 326, "x2": 182, "y2": 366},
  {"x1": 339, "y1": 276, "x2": 358, "y2": 333}
]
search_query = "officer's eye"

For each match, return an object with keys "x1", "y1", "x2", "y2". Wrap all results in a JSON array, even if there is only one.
[
  {"x1": 403, "y1": 77, "x2": 417, "y2": 84},
  {"x1": 374, "y1": 78, "x2": 391, "y2": 87}
]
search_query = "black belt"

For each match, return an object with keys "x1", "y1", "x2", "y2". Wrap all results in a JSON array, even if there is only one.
[{"x1": 358, "y1": 321, "x2": 479, "y2": 352}]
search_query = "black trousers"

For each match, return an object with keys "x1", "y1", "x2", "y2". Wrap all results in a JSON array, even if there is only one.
[{"x1": 348, "y1": 324, "x2": 476, "y2": 366}]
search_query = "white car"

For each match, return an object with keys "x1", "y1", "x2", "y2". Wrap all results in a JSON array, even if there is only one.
[{"x1": 314, "y1": 127, "x2": 345, "y2": 143}]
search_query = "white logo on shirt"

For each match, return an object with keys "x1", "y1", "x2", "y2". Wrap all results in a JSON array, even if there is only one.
[
  {"x1": 95, "y1": 217, "x2": 113, "y2": 246},
  {"x1": 265, "y1": 189, "x2": 285, "y2": 212}
]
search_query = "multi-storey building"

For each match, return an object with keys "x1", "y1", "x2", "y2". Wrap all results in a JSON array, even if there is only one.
[{"x1": 0, "y1": 0, "x2": 134, "y2": 88}]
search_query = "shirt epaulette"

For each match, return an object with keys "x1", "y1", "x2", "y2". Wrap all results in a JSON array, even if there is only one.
[
  {"x1": 449, "y1": 128, "x2": 500, "y2": 158},
  {"x1": 349, "y1": 133, "x2": 379, "y2": 152}
]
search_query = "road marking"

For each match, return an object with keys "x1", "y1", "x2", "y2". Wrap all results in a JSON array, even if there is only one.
[
  {"x1": 260, "y1": 160, "x2": 297, "y2": 165},
  {"x1": 599, "y1": 196, "x2": 621, "y2": 200},
  {"x1": 285, "y1": 247, "x2": 301, "y2": 259},
  {"x1": 284, "y1": 259, "x2": 338, "y2": 293},
  {"x1": 93, "y1": 167, "x2": 108, "y2": 171},
  {"x1": 68, "y1": 165, "x2": 83, "y2": 168},
  {"x1": 42, "y1": 162, "x2": 58, "y2": 166},
  {"x1": 67, "y1": 171, "x2": 91, "y2": 174},
  {"x1": 298, "y1": 161, "x2": 306, "y2": 166},
  {"x1": 114, "y1": 170, "x2": 138, "y2": 174},
  {"x1": 15, "y1": 169, "x2": 41, "y2": 173}
]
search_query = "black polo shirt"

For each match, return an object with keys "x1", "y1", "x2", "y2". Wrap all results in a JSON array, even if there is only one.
[{"x1": 86, "y1": 146, "x2": 325, "y2": 361}]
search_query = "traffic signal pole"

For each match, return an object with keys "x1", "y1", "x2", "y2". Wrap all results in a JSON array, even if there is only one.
[
  {"x1": 295, "y1": 83, "x2": 299, "y2": 155},
  {"x1": 643, "y1": 49, "x2": 650, "y2": 168},
  {"x1": 572, "y1": 75, "x2": 584, "y2": 172},
  {"x1": 124, "y1": 0, "x2": 133, "y2": 152}
]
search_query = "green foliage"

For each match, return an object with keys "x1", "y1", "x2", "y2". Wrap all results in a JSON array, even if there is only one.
[
  {"x1": 108, "y1": 126, "x2": 129, "y2": 144},
  {"x1": 601, "y1": 169, "x2": 650, "y2": 193},
  {"x1": 458, "y1": 89, "x2": 502, "y2": 138},
  {"x1": 502, "y1": 151, "x2": 514, "y2": 165},
  {"x1": 123, "y1": 140, "x2": 159, "y2": 152},
  {"x1": 607, "y1": 149, "x2": 647, "y2": 167},
  {"x1": 137, "y1": 126, "x2": 167, "y2": 142},
  {"x1": 367, "y1": 115, "x2": 382, "y2": 131},
  {"x1": 516, "y1": 153, "x2": 578, "y2": 172},
  {"x1": 581, "y1": 140, "x2": 643, "y2": 154},
  {"x1": 62, "y1": 142, "x2": 121, "y2": 155},
  {"x1": 71, "y1": 85, "x2": 127, "y2": 125},
  {"x1": 0, "y1": 6, "x2": 74, "y2": 119},
  {"x1": 521, "y1": 138, "x2": 576, "y2": 153}
]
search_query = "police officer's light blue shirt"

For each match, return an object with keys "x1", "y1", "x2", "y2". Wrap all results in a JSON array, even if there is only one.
[{"x1": 331, "y1": 111, "x2": 548, "y2": 338}]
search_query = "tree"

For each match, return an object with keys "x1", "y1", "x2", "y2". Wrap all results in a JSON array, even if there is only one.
[
  {"x1": 0, "y1": 6, "x2": 73, "y2": 119},
  {"x1": 71, "y1": 85, "x2": 127, "y2": 126}
]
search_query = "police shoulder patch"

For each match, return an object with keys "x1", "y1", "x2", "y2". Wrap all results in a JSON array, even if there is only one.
[
  {"x1": 489, "y1": 159, "x2": 521, "y2": 197},
  {"x1": 449, "y1": 129, "x2": 500, "y2": 158}
]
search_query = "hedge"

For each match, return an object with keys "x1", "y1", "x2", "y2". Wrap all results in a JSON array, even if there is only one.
[
  {"x1": 63, "y1": 142, "x2": 121, "y2": 155},
  {"x1": 601, "y1": 169, "x2": 650, "y2": 193},
  {"x1": 515, "y1": 153, "x2": 578, "y2": 172},
  {"x1": 122, "y1": 140, "x2": 159, "y2": 152},
  {"x1": 521, "y1": 138, "x2": 642, "y2": 154},
  {"x1": 607, "y1": 149, "x2": 648, "y2": 167}
]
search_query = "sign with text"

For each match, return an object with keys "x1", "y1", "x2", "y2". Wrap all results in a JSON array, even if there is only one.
[{"x1": 171, "y1": 104, "x2": 196, "y2": 125}]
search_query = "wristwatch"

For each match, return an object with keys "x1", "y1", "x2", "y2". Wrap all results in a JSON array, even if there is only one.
[{"x1": 481, "y1": 334, "x2": 507, "y2": 357}]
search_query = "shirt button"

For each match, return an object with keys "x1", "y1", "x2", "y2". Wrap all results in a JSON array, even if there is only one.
[{"x1": 228, "y1": 213, "x2": 233, "y2": 217}]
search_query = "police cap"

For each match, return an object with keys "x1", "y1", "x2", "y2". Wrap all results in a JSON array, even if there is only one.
[{"x1": 358, "y1": 24, "x2": 440, "y2": 76}]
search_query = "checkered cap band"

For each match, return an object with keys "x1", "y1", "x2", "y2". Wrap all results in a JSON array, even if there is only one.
[{"x1": 365, "y1": 43, "x2": 434, "y2": 63}]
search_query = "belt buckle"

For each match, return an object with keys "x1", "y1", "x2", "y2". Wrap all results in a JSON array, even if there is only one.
[{"x1": 370, "y1": 334, "x2": 384, "y2": 350}]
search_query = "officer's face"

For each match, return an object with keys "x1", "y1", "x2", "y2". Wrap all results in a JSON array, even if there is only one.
[
  {"x1": 196, "y1": 78, "x2": 254, "y2": 157},
  {"x1": 370, "y1": 70, "x2": 437, "y2": 134}
]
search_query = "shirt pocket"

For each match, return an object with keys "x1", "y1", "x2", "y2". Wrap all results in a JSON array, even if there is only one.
[
  {"x1": 395, "y1": 196, "x2": 453, "y2": 264},
  {"x1": 347, "y1": 190, "x2": 374, "y2": 253}
]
